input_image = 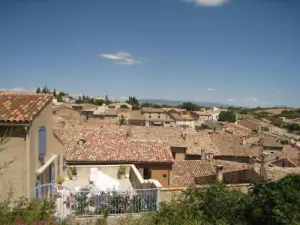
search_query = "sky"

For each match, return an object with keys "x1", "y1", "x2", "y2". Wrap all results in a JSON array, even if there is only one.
[{"x1": 0, "y1": 0, "x2": 300, "y2": 107}]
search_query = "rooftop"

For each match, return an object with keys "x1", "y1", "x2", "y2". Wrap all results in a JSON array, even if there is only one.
[
  {"x1": 54, "y1": 125, "x2": 173, "y2": 164},
  {"x1": 171, "y1": 160, "x2": 250, "y2": 186},
  {"x1": 0, "y1": 92, "x2": 52, "y2": 124},
  {"x1": 129, "y1": 110, "x2": 146, "y2": 121},
  {"x1": 141, "y1": 107, "x2": 165, "y2": 113}
]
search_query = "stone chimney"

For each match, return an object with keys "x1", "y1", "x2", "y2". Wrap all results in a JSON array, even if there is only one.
[
  {"x1": 216, "y1": 165, "x2": 224, "y2": 182},
  {"x1": 77, "y1": 138, "x2": 86, "y2": 146},
  {"x1": 201, "y1": 149, "x2": 205, "y2": 160},
  {"x1": 242, "y1": 137, "x2": 247, "y2": 145}
]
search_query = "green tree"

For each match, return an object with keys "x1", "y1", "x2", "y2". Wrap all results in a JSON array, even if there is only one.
[
  {"x1": 41, "y1": 86, "x2": 50, "y2": 94},
  {"x1": 218, "y1": 111, "x2": 237, "y2": 123},
  {"x1": 53, "y1": 89, "x2": 57, "y2": 97},
  {"x1": 94, "y1": 99, "x2": 105, "y2": 106},
  {"x1": 105, "y1": 95, "x2": 112, "y2": 105},
  {"x1": 126, "y1": 96, "x2": 140, "y2": 109},
  {"x1": 179, "y1": 102, "x2": 200, "y2": 111},
  {"x1": 120, "y1": 104, "x2": 129, "y2": 109},
  {"x1": 245, "y1": 174, "x2": 300, "y2": 225},
  {"x1": 35, "y1": 87, "x2": 41, "y2": 93}
]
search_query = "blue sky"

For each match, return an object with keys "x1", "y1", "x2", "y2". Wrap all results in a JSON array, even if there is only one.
[{"x1": 0, "y1": 0, "x2": 299, "y2": 107}]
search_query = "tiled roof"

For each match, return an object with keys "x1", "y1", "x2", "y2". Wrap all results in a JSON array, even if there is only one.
[
  {"x1": 0, "y1": 92, "x2": 52, "y2": 124},
  {"x1": 209, "y1": 133, "x2": 255, "y2": 156},
  {"x1": 81, "y1": 103, "x2": 98, "y2": 111},
  {"x1": 129, "y1": 110, "x2": 146, "y2": 121},
  {"x1": 253, "y1": 163, "x2": 300, "y2": 180},
  {"x1": 168, "y1": 112, "x2": 195, "y2": 121},
  {"x1": 171, "y1": 160, "x2": 250, "y2": 186},
  {"x1": 129, "y1": 126, "x2": 218, "y2": 155},
  {"x1": 103, "y1": 108, "x2": 118, "y2": 116},
  {"x1": 225, "y1": 123, "x2": 252, "y2": 136},
  {"x1": 142, "y1": 107, "x2": 165, "y2": 113},
  {"x1": 262, "y1": 137, "x2": 283, "y2": 148},
  {"x1": 54, "y1": 125, "x2": 173, "y2": 164}
]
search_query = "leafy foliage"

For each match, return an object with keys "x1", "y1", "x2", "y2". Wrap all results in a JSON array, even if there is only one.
[
  {"x1": 218, "y1": 110, "x2": 237, "y2": 123},
  {"x1": 178, "y1": 102, "x2": 200, "y2": 111},
  {"x1": 0, "y1": 191, "x2": 66, "y2": 225},
  {"x1": 126, "y1": 96, "x2": 140, "y2": 110},
  {"x1": 126, "y1": 175, "x2": 300, "y2": 225},
  {"x1": 35, "y1": 87, "x2": 41, "y2": 93}
]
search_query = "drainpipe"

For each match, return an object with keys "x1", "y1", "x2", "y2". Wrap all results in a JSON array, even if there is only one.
[{"x1": 25, "y1": 125, "x2": 30, "y2": 197}]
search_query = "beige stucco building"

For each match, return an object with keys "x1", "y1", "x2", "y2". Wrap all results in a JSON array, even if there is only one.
[{"x1": 0, "y1": 93, "x2": 64, "y2": 200}]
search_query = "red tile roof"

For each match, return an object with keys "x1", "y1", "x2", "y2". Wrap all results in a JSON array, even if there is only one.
[
  {"x1": 171, "y1": 160, "x2": 250, "y2": 186},
  {"x1": 0, "y1": 92, "x2": 52, "y2": 124},
  {"x1": 54, "y1": 126, "x2": 174, "y2": 164}
]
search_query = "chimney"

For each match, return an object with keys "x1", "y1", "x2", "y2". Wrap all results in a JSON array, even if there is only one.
[
  {"x1": 201, "y1": 149, "x2": 205, "y2": 160},
  {"x1": 241, "y1": 137, "x2": 247, "y2": 146},
  {"x1": 77, "y1": 138, "x2": 86, "y2": 146},
  {"x1": 216, "y1": 165, "x2": 224, "y2": 182}
]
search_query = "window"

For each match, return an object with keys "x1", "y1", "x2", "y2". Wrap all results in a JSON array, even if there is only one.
[
  {"x1": 38, "y1": 127, "x2": 46, "y2": 159},
  {"x1": 143, "y1": 168, "x2": 152, "y2": 179},
  {"x1": 162, "y1": 174, "x2": 167, "y2": 180},
  {"x1": 149, "y1": 115, "x2": 152, "y2": 118},
  {"x1": 158, "y1": 116, "x2": 160, "y2": 118}
]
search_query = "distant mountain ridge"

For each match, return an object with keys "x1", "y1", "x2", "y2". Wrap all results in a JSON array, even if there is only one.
[{"x1": 139, "y1": 98, "x2": 232, "y2": 108}]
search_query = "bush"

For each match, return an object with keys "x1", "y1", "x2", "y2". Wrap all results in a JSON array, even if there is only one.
[{"x1": 0, "y1": 191, "x2": 66, "y2": 225}]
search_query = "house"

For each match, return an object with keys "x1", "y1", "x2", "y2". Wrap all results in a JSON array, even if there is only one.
[
  {"x1": 53, "y1": 105, "x2": 84, "y2": 124},
  {"x1": 128, "y1": 110, "x2": 146, "y2": 126},
  {"x1": 191, "y1": 107, "x2": 223, "y2": 123},
  {"x1": 261, "y1": 137, "x2": 284, "y2": 152},
  {"x1": 166, "y1": 108, "x2": 195, "y2": 127},
  {"x1": 54, "y1": 126, "x2": 174, "y2": 187},
  {"x1": 0, "y1": 93, "x2": 64, "y2": 199},
  {"x1": 81, "y1": 103, "x2": 99, "y2": 119},
  {"x1": 108, "y1": 102, "x2": 132, "y2": 110},
  {"x1": 141, "y1": 107, "x2": 174, "y2": 127},
  {"x1": 170, "y1": 160, "x2": 259, "y2": 186}
]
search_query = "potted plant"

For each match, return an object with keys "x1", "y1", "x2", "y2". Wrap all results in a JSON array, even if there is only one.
[
  {"x1": 117, "y1": 165, "x2": 126, "y2": 179},
  {"x1": 70, "y1": 166, "x2": 77, "y2": 181},
  {"x1": 56, "y1": 177, "x2": 66, "y2": 185}
]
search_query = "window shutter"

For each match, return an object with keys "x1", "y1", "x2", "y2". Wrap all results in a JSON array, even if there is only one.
[{"x1": 38, "y1": 127, "x2": 46, "y2": 159}]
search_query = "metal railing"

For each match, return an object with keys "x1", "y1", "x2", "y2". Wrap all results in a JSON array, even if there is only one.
[
  {"x1": 68, "y1": 188, "x2": 158, "y2": 217},
  {"x1": 31, "y1": 184, "x2": 158, "y2": 218}
]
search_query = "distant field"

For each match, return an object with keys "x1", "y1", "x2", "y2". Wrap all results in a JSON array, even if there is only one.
[{"x1": 258, "y1": 108, "x2": 295, "y2": 115}]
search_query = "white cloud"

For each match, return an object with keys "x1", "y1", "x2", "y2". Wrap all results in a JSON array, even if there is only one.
[
  {"x1": 245, "y1": 97, "x2": 258, "y2": 102},
  {"x1": 100, "y1": 52, "x2": 145, "y2": 66},
  {"x1": 227, "y1": 98, "x2": 236, "y2": 102},
  {"x1": 1, "y1": 87, "x2": 36, "y2": 93},
  {"x1": 182, "y1": 0, "x2": 231, "y2": 7},
  {"x1": 207, "y1": 88, "x2": 215, "y2": 91}
]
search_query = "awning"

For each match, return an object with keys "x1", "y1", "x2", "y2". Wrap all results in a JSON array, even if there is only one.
[{"x1": 36, "y1": 154, "x2": 58, "y2": 176}]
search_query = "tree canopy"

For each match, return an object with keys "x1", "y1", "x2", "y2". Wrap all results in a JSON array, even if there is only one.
[
  {"x1": 35, "y1": 87, "x2": 41, "y2": 93},
  {"x1": 127, "y1": 174, "x2": 300, "y2": 225},
  {"x1": 178, "y1": 102, "x2": 200, "y2": 111},
  {"x1": 218, "y1": 110, "x2": 237, "y2": 123}
]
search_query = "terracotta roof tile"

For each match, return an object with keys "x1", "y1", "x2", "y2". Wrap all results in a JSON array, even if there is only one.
[
  {"x1": 54, "y1": 125, "x2": 173, "y2": 164},
  {"x1": 142, "y1": 107, "x2": 165, "y2": 113},
  {"x1": 171, "y1": 160, "x2": 250, "y2": 186},
  {"x1": 0, "y1": 92, "x2": 52, "y2": 123}
]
